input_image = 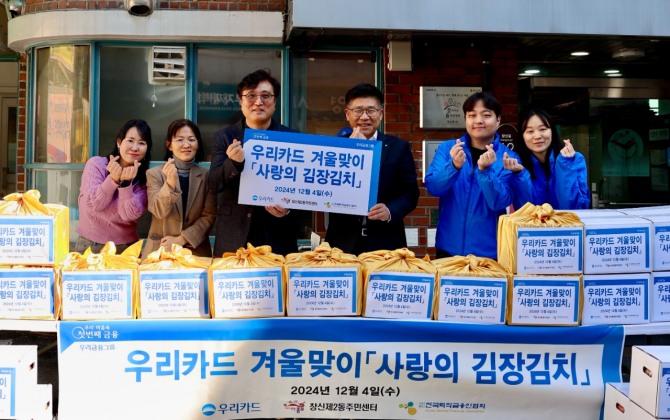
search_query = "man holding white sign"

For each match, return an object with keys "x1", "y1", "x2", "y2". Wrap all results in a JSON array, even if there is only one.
[
  {"x1": 325, "y1": 83, "x2": 419, "y2": 254},
  {"x1": 208, "y1": 69, "x2": 300, "y2": 256}
]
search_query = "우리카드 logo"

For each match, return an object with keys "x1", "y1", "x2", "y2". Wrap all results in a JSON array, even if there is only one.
[
  {"x1": 252, "y1": 195, "x2": 274, "y2": 203},
  {"x1": 201, "y1": 403, "x2": 216, "y2": 416}
]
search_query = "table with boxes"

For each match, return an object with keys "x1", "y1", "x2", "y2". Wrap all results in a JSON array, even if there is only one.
[{"x1": 2, "y1": 192, "x2": 670, "y2": 418}]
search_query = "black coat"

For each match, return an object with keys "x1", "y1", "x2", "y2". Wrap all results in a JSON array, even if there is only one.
[
  {"x1": 208, "y1": 118, "x2": 299, "y2": 256},
  {"x1": 325, "y1": 133, "x2": 419, "y2": 254}
]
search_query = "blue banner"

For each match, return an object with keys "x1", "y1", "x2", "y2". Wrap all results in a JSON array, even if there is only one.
[{"x1": 58, "y1": 319, "x2": 624, "y2": 419}]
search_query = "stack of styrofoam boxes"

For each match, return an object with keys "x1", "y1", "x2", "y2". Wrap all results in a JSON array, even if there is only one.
[
  {"x1": 604, "y1": 346, "x2": 670, "y2": 419},
  {"x1": 0, "y1": 345, "x2": 53, "y2": 420},
  {"x1": 618, "y1": 207, "x2": 670, "y2": 324},
  {"x1": 572, "y1": 209, "x2": 653, "y2": 326}
]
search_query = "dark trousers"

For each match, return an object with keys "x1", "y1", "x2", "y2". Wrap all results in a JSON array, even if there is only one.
[{"x1": 435, "y1": 248, "x2": 453, "y2": 259}]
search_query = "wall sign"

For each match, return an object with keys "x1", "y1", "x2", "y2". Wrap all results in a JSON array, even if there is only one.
[{"x1": 420, "y1": 86, "x2": 481, "y2": 129}]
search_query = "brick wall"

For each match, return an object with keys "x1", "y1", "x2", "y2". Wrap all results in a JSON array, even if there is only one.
[
  {"x1": 383, "y1": 40, "x2": 519, "y2": 257},
  {"x1": 16, "y1": 55, "x2": 27, "y2": 191}
]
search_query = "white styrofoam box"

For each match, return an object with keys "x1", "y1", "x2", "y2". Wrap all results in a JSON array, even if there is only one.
[
  {"x1": 583, "y1": 216, "x2": 652, "y2": 274},
  {"x1": 0, "y1": 345, "x2": 38, "y2": 419},
  {"x1": 0, "y1": 268, "x2": 56, "y2": 319},
  {"x1": 571, "y1": 209, "x2": 626, "y2": 219},
  {"x1": 210, "y1": 267, "x2": 285, "y2": 318},
  {"x1": 27, "y1": 384, "x2": 53, "y2": 420},
  {"x1": 582, "y1": 273, "x2": 650, "y2": 325},
  {"x1": 507, "y1": 275, "x2": 581, "y2": 326},
  {"x1": 435, "y1": 275, "x2": 507, "y2": 324},
  {"x1": 60, "y1": 270, "x2": 134, "y2": 320},
  {"x1": 619, "y1": 206, "x2": 670, "y2": 217},
  {"x1": 652, "y1": 272, "x2": 670, "y2": 323},
  {"x1": 139, "y1": 269, "x2": 209, "y2": 319},
  {"x1": 604, "y1": 382, "x2": 630, "y2": 420},
  {"x1": 630, "y1": 345, "x2": 670, "y2": 418},
  {"x1": 515, "y1": 226, "x2": 583, "y2": 275},
  {"x1": 638, "y1": 214, "x2": 670, "y2": 272}
]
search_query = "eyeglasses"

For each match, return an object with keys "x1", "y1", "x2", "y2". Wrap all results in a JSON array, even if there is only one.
[
  {"x1": 241, "y1": 93, "x2": 275, "y2": 103},
  {"x1": 346, "y1": 107, "x2": 382, "y2": 118},
  {"x1": 173, "y1": 138, "x2": 198, "y2": 146}
]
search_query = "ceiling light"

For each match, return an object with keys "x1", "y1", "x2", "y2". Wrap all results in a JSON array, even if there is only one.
[
  {"x1": 607, "y1": 73, "x2": 622, "y2": 77},
  {"x1": 604, "y1": 69, "x2": 620, "y2": 74},
  {"x1": 518, "y1": 72, "x2": 531, "y2": 76},
  {"x1": 525, "y1": 69, "x2": 540, "y2": 74},
  {"x1": 612, "y1": 48, "x2": 645, "y2": 61},
  {"x1": 571, "y1": 51, "x2": 589, "y2": 56}
]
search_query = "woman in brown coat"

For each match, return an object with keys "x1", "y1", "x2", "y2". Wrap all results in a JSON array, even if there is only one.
[{"x1": 141, "y1": 119, "x2": 217, "y2": 258}]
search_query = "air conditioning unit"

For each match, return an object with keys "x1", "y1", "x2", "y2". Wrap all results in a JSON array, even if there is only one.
[{"x1": 149, "y1": 46, "x2": 186, "y2": 85}]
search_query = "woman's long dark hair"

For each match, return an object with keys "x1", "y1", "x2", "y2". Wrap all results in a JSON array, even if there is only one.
[
  {"x1": 108, "y1": 119, "x2": 153, "y2": 186},
  {"x1": 516, "y1": 108, "x2": 563, "y2": 179},
  {"x1": 163, "y1": 119, "x2": 205, "y2": 162}
]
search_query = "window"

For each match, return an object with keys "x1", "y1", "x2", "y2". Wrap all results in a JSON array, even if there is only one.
[
  {"x1": 34, "y1": 45, "x2": 90, "y2": 163},
  {"x1": 99, "y1": 46, "x2": 186, "y2": 159},
  {"x1": 196, "y1": 48, "x2": 282, "y2": 160},
  {"x1": 33, "y1": 45, "x2": 90, "y2": 244},
  {"x1": 290, "y1": 51, "x2": 376, "y2": 135}
]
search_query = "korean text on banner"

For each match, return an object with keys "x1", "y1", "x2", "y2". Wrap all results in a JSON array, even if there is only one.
[
  {"x1": 57, "y1": 319, "x2": 624, "y2": 420},
  {"x1": 238, "y1": 129, "x2": 381, "y2": 216}
]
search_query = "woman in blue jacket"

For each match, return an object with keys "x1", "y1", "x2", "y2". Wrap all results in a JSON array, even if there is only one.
[
  {"x1": 425, "y1": 92, "x2": 519, "y2": 260},
  {"x1": 503, "y1": 108, "x2": 591, "y2": 210}
]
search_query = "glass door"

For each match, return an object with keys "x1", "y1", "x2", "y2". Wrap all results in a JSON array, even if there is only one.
[{"x1": 290, "y1": 50, "x2": 379, "y2": 237}]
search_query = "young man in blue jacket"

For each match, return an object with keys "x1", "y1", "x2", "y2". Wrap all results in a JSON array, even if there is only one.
[{"x1": 425, "y1": 92, "x2": 519, "y2": 259}]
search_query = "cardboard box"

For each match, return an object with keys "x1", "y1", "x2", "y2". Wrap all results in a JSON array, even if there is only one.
[
  {"x1": 507, "y1": 275, "x2": 582, "y2": 326},
  {"x1": 652, "y1": 272, "x2": 670, "y2": 323},
  {"x1": 60, "y1": 270, "x2": 135, "y2": 320},
  {"x1": 435, "y1": 275, "x2": 507, "y2": 324},
  {"x1": 0, "y1": 345, "x2": 38, "y2": 419},
  {"x1": 0, "y1": 205, "x2": 69, "y2": 266},
  {"x1": 604, "y1": 382, "x2": 630, "y2": 420},
  {"x1": 287, "y1": 267, "x2": 361, "y2": 317},
  {"x1": 210, "y1": 267, "x2": 285, "y2": 318},
  {"x1": 628, "y1": 400, "x2": 663, "y2": 420},
  {"x1": 0, "y1": 268, "x2": 56, "y2": 319},
  {"x1": 363, "y1": 271, "x2": 435, "y2": 319},
  {"x1": 139, "y1": 269, "x2": 209, "y2": 319},
  {"x1": 583, "y1": 216, "x2": 652, "y2": 274},
  {"x1": 511, "y1": 227, "x2": 583, "y2": 275},
  {"x1": 630, "y1": 346, "x2": 670, "y2": 418},
  {"x1": 582, "y1": 273, "x2": 650, "y2": 325}
]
